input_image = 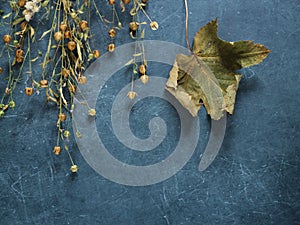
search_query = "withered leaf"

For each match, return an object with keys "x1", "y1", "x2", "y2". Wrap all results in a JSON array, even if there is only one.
[{"x1": 166, "y1": 19, "x2": 270, "y2": 119}]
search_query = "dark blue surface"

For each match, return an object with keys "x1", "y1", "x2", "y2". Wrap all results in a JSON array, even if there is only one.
[{"x1": 0, "y1": 0, "x2": 299, "y2": 224}]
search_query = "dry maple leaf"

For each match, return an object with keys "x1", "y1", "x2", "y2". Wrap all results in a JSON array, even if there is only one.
[{"x1": 166, "y1": 19, "x2": 271, "y2": 120}]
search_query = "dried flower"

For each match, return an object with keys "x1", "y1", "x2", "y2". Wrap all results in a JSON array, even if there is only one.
[
  {"x1": 150, "y1": 21, "x2": 159, "y2": 30},
  {"x1": 53, "y1": 146, "x2": 61, "y2": 155},
  {"x1": 127, "y1": 91, "x2": 137, "y2": 100},
  {"x1": 93, "y1": 50, "x2": 101, "y2": 58},
  {"x1": 70, "y1": 165, "x2": 78, "y2": 173},
  {"x1": 140, "y1": 75, "x2": 149, "y2": 84},
  {"x1": 107, "y1": 43, "x2": 115, "y2": 52},
  {"x1": 25, "y1": 87, "x2": 34, "y2": 96}
]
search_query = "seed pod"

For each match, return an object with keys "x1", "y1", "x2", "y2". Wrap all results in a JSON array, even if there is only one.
[
  {"x1": 67, "y1": 41, "x2": 76, "y2": 51},
  {"x1": 80, "y1": 20, "x2": 89, "y2": 31},
  {"x1": 107, "y1": 43, "x2": 115, "y2": 52},
  {"x1": 93, "y1": 50, "x2": 101, "y2": 58},
  {"x1": 39, "y1": 79, "x2": 48, "y2": 88},
  {"x1": 150, "y1": 21, "x2": 159, "y2": 30},
  {"x1": 0, "y1": 67, "x2": 3, "y2": 74},
  {"x1": 142, "y1": 0, "x2": 148, "y2": 3},
  {"x1": 127, "y1": 91, "x2": 137, "y2": 100},
  {"x1": 25, "y1": 87, "x2": 33, "y2": 96},
  {"x1": 140, "y1": 75, "x2": 149, "y2": 84},
  {"x1": 3, "y1": 35, "x2": 12, "y2": 44},
  {"x1": 108, "y1": 28, "x2": 116, "y2": 38},
  {"x1": 58, "y1": 113, "x2": 67, "y2": 122},
  {"x1": 59, "y1": 23, "x2": 67, "y2": 32},
  {"x1": 129, "y1": 22, "x2": 139, "y2": 31},
  {"x1": 54, "y1": 31, "x2": 63, "y2": 42},
  {"x1": 53, "y1": 146, "x2": 61, "y2": 155}
]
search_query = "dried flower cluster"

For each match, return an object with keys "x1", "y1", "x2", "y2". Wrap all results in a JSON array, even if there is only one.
[{"x1": 0, "y1": 0, "x2": 158, "y2": 173}]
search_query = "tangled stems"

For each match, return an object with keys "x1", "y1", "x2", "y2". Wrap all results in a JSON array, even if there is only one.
[{"x1": 0, "y1": 0, "x2": 158, "y2": 173}]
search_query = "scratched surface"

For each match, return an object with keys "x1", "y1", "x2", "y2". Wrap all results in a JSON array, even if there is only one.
[{"x1": 0, "y1": 0, "x2": 299, "y2": 224}]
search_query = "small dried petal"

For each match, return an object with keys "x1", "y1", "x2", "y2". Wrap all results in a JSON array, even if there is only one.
[
  {"x1": 0, "y1": 67, "x2": 3, "y2": 74},
  {"x1": 122, "y1": 0, "x2": 131, "y2": 4},
  {"x1": 127, "y1": 91, "x2": 137, "y2": 100}
]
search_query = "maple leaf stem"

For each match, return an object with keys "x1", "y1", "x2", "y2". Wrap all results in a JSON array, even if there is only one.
[{"x1": 184, "y1": 0, "x2": 192, "y2": 52}]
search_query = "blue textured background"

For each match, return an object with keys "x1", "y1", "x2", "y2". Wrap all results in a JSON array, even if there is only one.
[{"x1": 0, "y1": 0, "x2": 299, "y2": 224}]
